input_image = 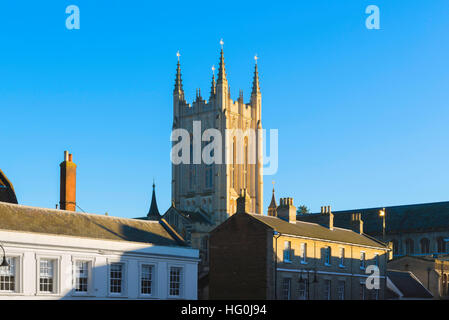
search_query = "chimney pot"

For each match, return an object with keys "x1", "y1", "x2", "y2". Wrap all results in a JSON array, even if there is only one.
[
  {"x1": 69, "y1": 154, "x2": 73, "y2": 162},
  {"x1": 64, "y1": 151, "x2": 69, "y2": 162}
]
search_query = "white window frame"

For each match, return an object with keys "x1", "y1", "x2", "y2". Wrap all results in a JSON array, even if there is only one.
[
  {"x1": 282, "y1": 277, "x2": 291, "y2": 300},
  {"x1": 168, "y1": 264, "x2": 184, "y2": 299},
  {"x1": 107, "y1": 260, "x2": 128, "y2": 298},
  {"x1": 71, "y1": 257, "x2": 94, "y2": 297},
  {"x1": 339, "y1": 247, "x2": 345, "y2": 268},
  {"x1": 0, "y1": 254, "x2": 23, "y2": 295},
  {"x1": 36, "y1": 255, "x2": 61, "y2": 296},
  {"x1": 337, "y1": 280, "x2": 345, "y2": 300},
  {"x1": 360, "y1": 252, "x2": 366, "y2": 270},
  {"x1": 139, "y1": 262, "x2": 157, "y2": 298},
  {"x1": 324, "y1": 246, "x2": 331, "y2": 266},
  {"x1": 324, "y1": 279, "x2": 331, "y2": 300},
  {"x1": 300, "y1": 243, "x2": 307, "y2": 264},
  {"x1": 283, "y1": 241, "x2": 292, "y2": 263}
]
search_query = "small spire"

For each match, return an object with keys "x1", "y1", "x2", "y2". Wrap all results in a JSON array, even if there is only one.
[
  {"x1": 147, "y1": 182, "x2": 161, "y2": 220},
  {"x1": 217, "y1": 39, "x2": 227, "y2": 84},
  {"x1": 269, "y1": 180, "x2": 277, "y2": 209},
  {"x1": 210, "y1": 65, "x2": 216, "y2": 98},
  {"x1": 174, "y1": 51, "x2": 184, "y2": 97},
  {"x1": 251, "y1": 54, "x2": 260, "y2": 96}
]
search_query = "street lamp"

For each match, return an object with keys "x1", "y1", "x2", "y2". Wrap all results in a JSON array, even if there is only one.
[
  {"x1": 379, "y1": 208, "x2": 386, "y2": 241},
  {"x1": 0, "y1": 244, "x2": 9, "y2": 268}
]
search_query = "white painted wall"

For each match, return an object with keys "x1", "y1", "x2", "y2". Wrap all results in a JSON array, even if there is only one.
[{"x1": 0, "y1": 230, "x2": 199, "y2": 299}]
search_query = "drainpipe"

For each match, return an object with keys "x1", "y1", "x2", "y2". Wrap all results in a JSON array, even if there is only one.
[{"x1": 274, "y1": 231, "x2": 282, "y2": 300}]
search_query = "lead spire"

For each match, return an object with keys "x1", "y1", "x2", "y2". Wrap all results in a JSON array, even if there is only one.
[
  {"x1": 251, "y1": 54, "x2": 260, "y2": 96},
  {"x1": 147, "y1": 181, "x2": 161, "y2": 220},
  {"x1": 174, "y1": 51, "x2": 184, "y2": 97}
]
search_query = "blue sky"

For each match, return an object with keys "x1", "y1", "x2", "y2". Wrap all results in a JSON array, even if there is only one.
[{"x1": 1, "y1": 1, "x2": 448, "y2": 218}]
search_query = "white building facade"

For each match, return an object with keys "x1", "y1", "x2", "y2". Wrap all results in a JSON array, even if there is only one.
[{"x1": 0, "y1": 202, "x2": 199, "y2": 300}]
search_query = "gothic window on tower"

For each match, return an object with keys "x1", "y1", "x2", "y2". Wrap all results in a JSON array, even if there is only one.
[
  {"x1": 231, "y1": 137, "x2": 236, "y2": 189},
  {"x1": 243, "y1": 137, "x2": 248, "y2": 189}
]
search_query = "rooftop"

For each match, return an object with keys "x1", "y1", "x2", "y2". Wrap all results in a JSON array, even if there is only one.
[
  {"x1": 297, "y1": 201, "x2": 449, "y2": 234},
  {"x1": 248, "y1": 213, "x2": 388, "y2": 249},
  {"x1": 0, "y1": 201, "x2": 184, "y2": 247},
  {"x1": 387, "y1": 270, "x2": 433, "y2": 299}
]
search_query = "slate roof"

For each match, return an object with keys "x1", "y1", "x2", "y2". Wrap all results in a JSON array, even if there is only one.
[
  {"x1": 0, "y1": 201, "x2": 183, "y2": 247},
  {"x1": 387, "y1": 270, "x2": 433, "y2": 299},
  {"x1": 0, "y1": 169, "x2": 18, "y2": 204},
  {"x1": 297, "y1": 201, "x2": 449, "y2": 235},
  {"x1": 247, "y1": 213, "x2": 388, "y2": 249},
  {"x1": 167, "y1": 206, "x2": 213, "y2": 225}
]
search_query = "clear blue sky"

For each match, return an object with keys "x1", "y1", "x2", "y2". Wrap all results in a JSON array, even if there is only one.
[{"x1": 1, "y1": 1, "x2": 448, "y2": 218}]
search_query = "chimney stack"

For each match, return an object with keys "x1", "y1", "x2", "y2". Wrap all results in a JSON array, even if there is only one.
[
  {"x1": 236, "y1": 189, "x2": 251, "y2": 214},
  {"x1": 350, "y1": 213, "x2": 364, "y2": 234},
  {"x1": 328, "y1": 206, "x2": 334, "y2": 231},
  {"x1": 60, "y1": 150, "x2": 77, "y2": 211},
  {"x1": 277, "y1": 197, "x2": 297, "y2": 223}
]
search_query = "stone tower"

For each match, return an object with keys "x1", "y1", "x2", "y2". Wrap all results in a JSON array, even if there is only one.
[{"x1": 171, "y1": 45, "x2": 263, "y2": 224}]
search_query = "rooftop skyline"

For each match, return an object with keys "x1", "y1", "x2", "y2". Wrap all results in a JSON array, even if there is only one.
[{"x1": 1, "y1": 1, "x2": 449, "y2": 218}]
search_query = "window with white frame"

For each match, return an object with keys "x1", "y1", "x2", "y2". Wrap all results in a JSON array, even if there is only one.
[
  {"x1": 169, "y1": 266, "x2": 183, "y2": 297},
  {"x1": 39, "y1": 259, "x2": 55, "y2": 293},
  {"x1": 337, "y1": 280, "x2": 345, "y2": 300},
  {"x1": 360, "y1": 252, "x2": 366, "y2": 270},
  {"x1": 324, "y1": 247, "x2": 331, "y2": 265},
  {"x1": 74, "y1": 261, "x2": 89, "y2": 293},
  {"x1": 282, "y1": 278, "x2": 291, "y2": 300},
  {"x1": 283, "y1": 241, "x2": 292, "y2": 263},
  {"x1": 300, "y1": 243, "x2": 307, "y2": 264},
  {"x1": 360, "y1": 283, "x2": 366, "y2": 300},
  {"x1": 339, "y1": 248, "x2": 345, "y2": 267},
  {"x1": 0, "y1": 257, "x2": 16, "y2": 292},
  {"x1": 110, "y1": 263, "x2": 124, "y2": 294},
  {"x1": 324, "y1": 280, "x2": 331, "y2": 300},
  {"x1": 298, "y1": 279, "x2": 308, "y2": 300},
  {"x1": 141, "y1": 264, "x2": 154, "y2": 295}
]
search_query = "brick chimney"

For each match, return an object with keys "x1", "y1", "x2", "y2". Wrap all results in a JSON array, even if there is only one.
[
  {"x1": 328, "y1": 206, "x2": 334, "y2": 231},
  {"x1": 350, "y1": 213, "x2": 364, "y2": 234},
  {"x1": 277, "y1": 198, "x2": 296, "y2": 223},
  {"x1": 60, "y1": 151, "x2": 77, "y2": 211}
]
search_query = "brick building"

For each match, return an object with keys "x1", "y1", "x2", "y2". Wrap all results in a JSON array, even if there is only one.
[{"x1": 209, "y1": 191, "x2": 390, "y2": 300}]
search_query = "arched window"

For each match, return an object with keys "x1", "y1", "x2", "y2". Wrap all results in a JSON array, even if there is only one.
[
  {"x1": 405, "y1": 239, "x2": 414, "y2": 255},
  {"x1": 420, "y1": 238, "x2": 430, "y2": 254},
  {"x1": 438, "y1": 237, "x2": 447, "y2": 254},
  {"x1": 231, "y1": 137, "x2": 236, "y2": 189},
  {"x1": 243, "y1": 137, "x2": 248, "y2": 189}
]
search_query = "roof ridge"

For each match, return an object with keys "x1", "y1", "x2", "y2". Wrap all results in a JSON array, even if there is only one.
[{"x1": 0, "y1": 201, "x2": 160, "y2": 224}]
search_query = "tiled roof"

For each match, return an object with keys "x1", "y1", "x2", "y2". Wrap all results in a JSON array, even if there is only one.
[
  {"x1": 387, "y1": 270, "x2": 433, "y2": 299},
  {"x1": 247, "y1": 214, "x2": 388, "y2": 249},
  {"x1": 297, "y1": 201, "x2": 449, "y2": 235},
  {"x1": 0, "y1": 201, "x2": 183, "y2": 247},
  {"x1": 167, "y1": 206, "x2": 213, "y2": 225}
]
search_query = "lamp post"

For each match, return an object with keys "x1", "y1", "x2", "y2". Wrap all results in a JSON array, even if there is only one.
[
  {"x1": 0, "y1": 244, "x2": 9, "y2": 268},
  {"x1": 379, "y1": 208, "x2": 386, "y2": 242}
]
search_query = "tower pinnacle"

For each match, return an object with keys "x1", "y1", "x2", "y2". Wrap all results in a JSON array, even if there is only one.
[
  {"x1": 217, "y1": 40, "x2": 227, "y2": 85},
  {"x1": 251, "y1": 55, "x2": 260, "y2": 96},
  {"x1": 174, "y1": 51, "x2": 184, "y2": 97},
  {"x1": 210, "y1": 65, "x2": 216, "y2": 98}
]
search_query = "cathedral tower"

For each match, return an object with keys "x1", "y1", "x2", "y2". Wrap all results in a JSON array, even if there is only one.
[{"x1": 171, "y1": 44, "x2": 263, "y2": 224}]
